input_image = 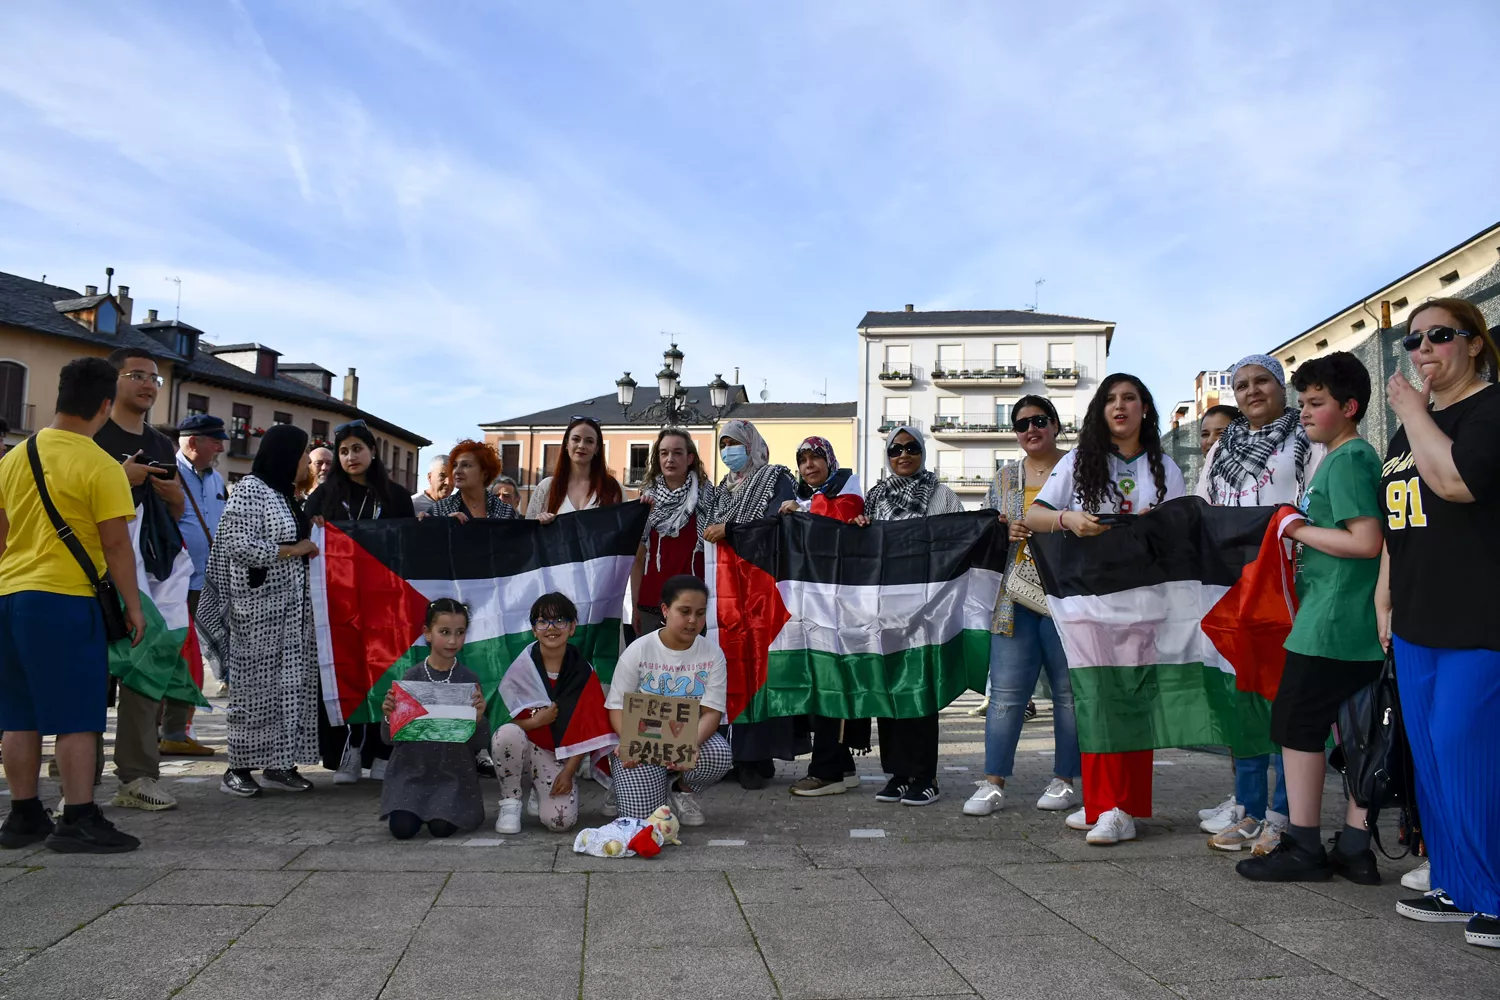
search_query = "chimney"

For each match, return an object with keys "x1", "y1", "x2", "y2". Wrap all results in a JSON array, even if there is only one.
[
  {"x1": 146, "y1": 308, "x2": 159, "y2": 322},
  {"x1": 1380, "y1": 300, "x2": 1392, "y2": 329},
  {"x1": 85, "y1": 285, "x2": 98, "y2": 296},
  {"x1": 343, "y1": 367, "x2": 359, "y2": 406},
  {"x1": 116, "y1": 285, "x2": 132, "y2": 325},
  {"x1": 904, "y1": 303, "x2": 914, "y2": 312}
]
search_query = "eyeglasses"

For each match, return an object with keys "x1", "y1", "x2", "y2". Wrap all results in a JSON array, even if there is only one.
[
  {"x1": 532, "y1": 617, "x2": 575, "y2": 632},
  {"x1": 886, "y1": 441, "x2": 923, "y2": 458},
  {"x1": 333, "y1": 419, "x2": 367, "y2": 437},
  {"x1": 121, "y1": 371, "x2": 164, "y2": 387},
  {"x1": 1402, "y1": 325, "x2": 1475, "y2": 352},
  {"x1": 1012, "y1": 414, "x2": 1053, "y2": 433}
]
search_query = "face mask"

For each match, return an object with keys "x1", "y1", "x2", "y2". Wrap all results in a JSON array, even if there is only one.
[{"x1": 721, "y1": 444, "x2": 750, "y2": 472}]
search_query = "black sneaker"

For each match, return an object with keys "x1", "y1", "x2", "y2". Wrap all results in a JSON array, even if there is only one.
[
  {"x1": 736, "y1": 765, "x2": 766, "y2": 791},
  {"x1": 1465, "y1": 913, "x2": 1500, "y2": 949},
  {"x1": 874, "y1": 777, "x2": 909, "y2": 803},
  {"x1": 1397, "y1": 890, "x2": 1476, "y2": 923},
  {"x1": 261, "y1": 768, "x2": 313, "y2": 791},
  {"x1": 219, "y1": 768, "x2": 263, "y2": 798},
  {"x1": 0, "y1": 804, "x2": 55, "y2": 848},
  {"x1": 1327, "y1": 833, "x2": 1381, "y2": 885},
  {"x1": 44, "y1": 805, "x2": 140, "y2": 854},
  {"x1": 1236, "y1": 836, "x2": 1331, "y2": 882},
  {"x1": 900, "y1": 781, "x2": 941, "y2": 807}
]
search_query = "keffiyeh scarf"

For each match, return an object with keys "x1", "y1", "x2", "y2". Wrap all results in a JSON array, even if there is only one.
[
  {"x1": 644, "y1": 474, "x2": 703, "y2": 539},
  {"x1": 1207, "y1": 407, "x2": 1312, "y2": 501},
  {"x1": 702, "y1": 464, "x2": 791, "y2": 528},
  {"x1": 865, "y1": 470, "x2": 938, "y2": 521}
]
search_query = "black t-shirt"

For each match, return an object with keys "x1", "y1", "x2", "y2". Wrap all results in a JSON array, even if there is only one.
[
  {"x1": 94, "y1": 418, "x2": 177, "y2": 506},
  {"x1": 1382, "y1": 384, "x2": 1500, "y2": 650},
  {"x1": 304, "y1": 480, "x2": 415, "y2": 521}
]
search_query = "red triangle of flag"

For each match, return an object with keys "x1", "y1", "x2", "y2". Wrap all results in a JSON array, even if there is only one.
[
  {"x1": 386, "y1": 682, "x2": 430, "y2": 738},
  {"x1": 715, "y1": 543, "x2": 791, "y2": 722},
  {"x1": 1200, "y1": 506, "x2": 1301, "y2": 702}
]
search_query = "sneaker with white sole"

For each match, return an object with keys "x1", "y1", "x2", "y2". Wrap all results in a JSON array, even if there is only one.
[
  {"x1": 527, "y1": 789, "x2": 540, "y2": 817},
  {"x1": 1465, "y1": 914, "x2": 1500, "y2": 949},
  {"x1": 790, "y1": 776, "x2": 848, "y2": 797},
  {"x1": 1401, "y1": 861, "x2": 1431, "y2": 892},
  {"x1": 843, "y1": 771, "x2": 861, "y2": 790},
  {"x1": 1065, "y1": 806, "x2": 1095, "y2": 831},
  {"x1": 1036, "y1": 778, "x2": 1078, "y2": 811},
  {"x1": 963, "y1": 782, "x2": 1005, "y2": 816},
  {"x1": 672, "y1": 789, "x2": 705, "y2": 826},
  {"x1": 495, "y1": 798, "x2": 522, "y2": 835},
  {"x1": 1198, "y1": 794, "x2": 1236, "y2": 822},
  {"x1": 967, "y1": 698, "x2": 990, "y2": 717},
  {"x1": 1085, "y1": 808, "x2": 1136, "y2": 845},
  {"x1": 900, "y1": 781, "x2": 941, "y2": 806},
  {"x1": 1397, "y1": 889, "x2": 1476, "y2": 923},
  {"x1": 111, "y1": 776, "x2": 178, "y2": 811},
  {"x1": 1200, "y1": 802, "x2": 1246, "y2": 835},
  {"x1": 1251, "y1": 814, "x2": 1287, "y2": 857},
  {"x1": 1208, "y1": 815, "x2": 1263, "y2": 852},
  {"x1": 333, "y1": 742, "x2": 361, "y2": 785},
  {"x1": 601, "y1": 788, "x2": 618, "y2": 817}
]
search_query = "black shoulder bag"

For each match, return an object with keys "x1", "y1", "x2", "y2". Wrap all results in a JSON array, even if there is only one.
[
  {"x1": 1329, "y1": 651, "x2": 1416, "y2": 858},
  {"x1": 25, "y1": 435, "x2": 131, "y2": 643}
]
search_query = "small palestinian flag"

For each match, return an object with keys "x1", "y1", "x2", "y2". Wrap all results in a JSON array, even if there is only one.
[
  {"x1": 707, "y1": 510, "x2": 1006, "y2": 723},
  {"x1": 387, "y1": 680, "x2": 478, "y2": 743},
  {"x1": 497, "y1": 643, "x2": 618, "y2": 760},
  {"x1": 109, "y1": 504, "x2": 208, "y2": 708},
  {"x1": 311, "y1": 504, "x2": 647, "y2": 729},
  {"x1": 1029, "y1": 498, "x2": 1303, "y2": 757}
]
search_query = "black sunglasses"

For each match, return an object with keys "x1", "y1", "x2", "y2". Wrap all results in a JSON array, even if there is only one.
[
  {"x1": 333, "y1": 419, "x2": 368, "y2": 436},
  {"x1": 1012, "y1": 414, "x2": 1053, "y2": 433},
  {"x1": 1402, "y1": 325, "x2": 1475, "y2": 352},
  {"x1": 887, "y1": 441, "x2": 923, "y2": 458}
]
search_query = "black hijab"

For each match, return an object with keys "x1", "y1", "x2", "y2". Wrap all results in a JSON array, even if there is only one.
[{"x1": 252, "y1": 423, "x2": 311, "y2": 539}]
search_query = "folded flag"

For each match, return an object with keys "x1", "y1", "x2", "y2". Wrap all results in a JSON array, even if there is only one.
[
  {"x1": 707, "y1": 511, "x2": 1007, "y2": 723},
  {"x1": 311, "y1": 504, "x2": 648, "y2": 728},
  {"x1": 109, "y1": 504, "x2": 209, "y2": 708},
  {"x1": 1029, "y1": 498, "x2": 1303, "y2": 757},
  {"x1": 497, "y1": 643, "x2": 618, "y2": 760},
  {"x1": 388, "y1": 680, "x2": 477, "y2": 743}
]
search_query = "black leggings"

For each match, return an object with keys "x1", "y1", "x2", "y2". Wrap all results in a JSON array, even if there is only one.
[{"x1": 388, "y1": 811, "x2": 458, "y2": 840}]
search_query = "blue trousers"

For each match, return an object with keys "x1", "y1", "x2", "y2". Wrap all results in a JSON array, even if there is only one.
[
  {"x1": 985, "y1": 608, "x2": 1080, "y2": 779},
  {"x1": 1233, "y1": 753, "x2": 1287, "y2": 822},
  {"x1": 1394, "y1": 637, "x2": 1500, "y2": 915}
]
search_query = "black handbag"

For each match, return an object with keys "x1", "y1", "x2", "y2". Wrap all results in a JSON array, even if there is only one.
[
  {"x1": 25, "y1": 435, "x2": 132, "y2": 644},
  {"x1": 1330, "y1": 651, "x2": 1415, "y2": 857}
]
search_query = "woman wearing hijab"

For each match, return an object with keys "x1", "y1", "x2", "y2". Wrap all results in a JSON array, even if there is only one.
[
  {"x1": 198, "y1": 425, "x2": 322, "y2": 799},
  {"x1": 701, "y1": 419, "x2": 799, "y2": 789},
  {"x1": 1194, "y1": 355, "x2": 1322, "y2": 854},
  {"x1": 632, "y1": 428, "x2": 715, "y2": 635},
  {"x1": 855, "y1": 425, "x2": 965, "y2": 807}
]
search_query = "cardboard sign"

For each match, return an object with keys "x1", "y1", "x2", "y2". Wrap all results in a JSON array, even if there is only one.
[{"x1": 621, "y1": 693, "x2": 700, "y2": 769}]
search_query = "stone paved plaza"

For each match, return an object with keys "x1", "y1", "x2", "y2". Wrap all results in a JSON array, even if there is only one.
[{"x1": 0, "y1": 693, "x2": 1494, "y2": 1000}]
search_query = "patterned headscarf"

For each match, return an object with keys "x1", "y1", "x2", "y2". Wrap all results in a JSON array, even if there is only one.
[
  {"x1": 702, "y1": 419, "x2": 791, "y2": 528},
  {"x1": 1209, "y1": 354, "x2": 1311, "y2": 502},
  {"x1": 1230, "y1": 354, "x2": 1285, "y2": 387},
  {"x1": 793, "y1": 436, "x2": 844, "y2": 500},
  {"x1": 864, "y1": 424, "x2": 937, "y2": 521}
]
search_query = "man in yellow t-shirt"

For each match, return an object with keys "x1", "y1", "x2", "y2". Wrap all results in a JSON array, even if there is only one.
[{"x1": 0, "y1": 356, "x2": 146, "y2": 854}]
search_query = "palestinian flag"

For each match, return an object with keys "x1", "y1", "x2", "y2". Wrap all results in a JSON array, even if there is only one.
[
  {"x1": 387, "y1": 680, "x2": 478, "y2": 743},
  {"x1": 497, "y1": 644, "x2": 618, "y2": 759},
  {"x1": 707, "y1": 510, "x2": 1006, "y2": 723},
  {"x1": 311, "y1": 503, "x2": 648, "y2": 729},
  {"x1": 1028, "y1": 498, "x2": 1303, "y2": 757},
  {"x1": 108, "y1": 505, "x2": 208, "y2": 708}
]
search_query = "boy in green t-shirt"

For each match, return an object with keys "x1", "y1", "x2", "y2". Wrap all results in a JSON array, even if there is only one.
[{"x1": 1240, "y1": 352, "x2": 1386, "y2": 885}]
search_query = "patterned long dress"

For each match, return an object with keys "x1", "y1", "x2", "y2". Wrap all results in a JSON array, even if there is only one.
[{"x1": 198, "y1": 475, "x2": 320, "y2": 770}]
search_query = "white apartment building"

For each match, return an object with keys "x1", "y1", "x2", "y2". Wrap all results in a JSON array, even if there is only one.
[{"x1": 856, "y1": 306, "x2": 1115, "y2": 508}]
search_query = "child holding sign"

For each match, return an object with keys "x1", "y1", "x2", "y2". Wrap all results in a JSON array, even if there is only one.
[
  {"x1": 604, "y1": 575, "x2": 732, "y2": 826},
  {"x1": 378, "y1": 599, "x2": 489, "y2": 840}
]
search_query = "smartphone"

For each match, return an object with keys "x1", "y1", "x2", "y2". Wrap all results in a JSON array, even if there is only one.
[
  {"x1": 145, "y1": 460, "x2": 179, "y2": 480},
  {"x1": 1094, "y1": 512, "x2": 1137, "y2": 526}
]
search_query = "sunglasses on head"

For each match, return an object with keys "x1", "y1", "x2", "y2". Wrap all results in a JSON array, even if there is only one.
[
  {"x1": 1012, "y1": 414, "x2": 1053, "y2": 433},
  {"x1": 333, "y1": 419, "x2": 368, "y2": 437},
  {"x1": 1402, "y1": 325, "x2": 1475, "y2": 352},
  {"x1": 887, "y1": 441, "x2": 923, "y2": 458}
]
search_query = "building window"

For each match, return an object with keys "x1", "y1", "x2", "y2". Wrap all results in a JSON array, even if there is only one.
[
  {"x1": 273, "y1": 411, "x2": 293, "y2": 425},
  {"x1": 256, "y1": 353, "x2": 276, "y2": 378},
  {"x1": 995, "y1": 397, "x2": 1018, "y2": 428},
  {"x1": 1351, "y1": 319, "x2": 1366, "y2": 331},
  {"x1": 993, "y1": 343, "x2": 1020, "y2": 370},
  {"x1": 883, "y1": 344, "x2": 911, "y2": 376},
  {"x1": 936, "y1": 396, "x2": 962, "y2": 427},
  {"x1": 186, "y1": 393, "x2": 209, "y2": 417},
  {"x1": 95, "y1": 300, "x2": 117, "y2": 335},
  {"x1": 628, "y1": 443, "x2": 650, "y2": 486},
  {"x1": 1052, "y1": 395, "x2": 1076, "y2": 432},
  {"x1": 230, "y1": 403, "x2": 252, "y2": 457},
  {"x1": 1316, "y1": 339, "x2": 1328, "y2": 350},
  {"x1": 499, "y1": 443, "x2": 521, "y2": 483},
  {"x1": 1439, "y1": 270, "x2": 1460, "y2": 286},
  {"x1": 542, "y1": 443, "x2": 561, "y2": 477},
  {"x1": 0, "y1": 361, "x2": 27, "y2": 429},
  {"x1": 936, "y1": 344, "x2": 964, "y2": 373},
  {"x1": 882, "y1": 395, "x2": 911, "y2": 429},
  {"x1": 936, "y1": 449, "x2": 962, "y2": 482},
  {"x1": 1285, "y1": 356, "x2": 1296, "y2": 366},
  {"x1": 405, "y1": 451, "x2": 415, "y2": 490},
  {"x1": 311, "y1": 419, "x2": 329, "y2": 446},
  {"x1": 175, "y1": 330, "x2": 196, "y2": 358},
  {"x1": 391, "y1": 446, "x2": 401, "y2": 476},
  {"x1": 1046, "y1": 342, "x2": 1075, "y2": 371},
  {"x1": 1392, "y1": 296, "x2": 1409, "y2": 309}
]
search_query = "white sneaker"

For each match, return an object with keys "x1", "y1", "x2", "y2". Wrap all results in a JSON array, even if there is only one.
[
  {"x1": 963, "y1": 781, "x2": 1005, "y2": 816},
  {"x1": 672, "y1": 789, "x2": 705, "y2": 827},
  {"x1": 526, "y1": 789, "x2": 539, "y2": 817},
  {"x1": 1198, "y1": 794, "x2": 1236, "y2": 822},
  {"x1": 111, "y1": 776, "x2": 178, "y2": 811},
  {"x1": 843, "y1": 771, "x2": 861, "y2": 790},
  {"x1": 495, "y1": 798, "x2": 522, "y2": 835},
  {"x1": 369, "y1": 758, "x2": 388, "y2": 781},
  {"x1": 1200, "y1": 802, "x2": 1246, "y2": 835},
  {"x1": 333, "y1": 742, "x2": 361, "y2": 785},
  {"x1": 1402, "y1": 861, "x2": 1432, "y2": 892},
  {"x1": 967, "y1": 698, "x2": 990, "y2": 717},
  {"x1": 1207, "y1": 815, "x2": 1263, "y2": 852},
  {"x1": 601, "y1": 788, "x2": 619, "y2": 818},
  {"x1": 1085, "y1": 808, "x2": 1136, "y2": 845},
  {"x1": 1036, "y1": 777, "x2": 1078, "y2": 811},
  {"x1": 1065, "y1": 806, "x2": 1095, "y2": 831}
]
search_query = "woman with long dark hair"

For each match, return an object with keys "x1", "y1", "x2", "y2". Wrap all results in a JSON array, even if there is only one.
[
  {"x1": 631, "y1": 428, "x2": 714, "y2": 635},
  {"x1": 527, "y1": 417, "x2": 622, "y2": 522},
  {"x1": 1025, "y1": 374, "x2": 1186, "y2": 845}
]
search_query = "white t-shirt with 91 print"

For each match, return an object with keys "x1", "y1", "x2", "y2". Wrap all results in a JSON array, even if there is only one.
[{"x1": 1033, "y1": 449, "x2": 1187, "y2": 514}]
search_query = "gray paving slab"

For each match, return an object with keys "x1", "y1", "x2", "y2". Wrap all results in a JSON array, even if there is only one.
[
  {"x1": 584, "y1": 943, "x2": 778, "y2": 1000},
  {"x1": 0, "y1": 952, "x2": 32, "y2": 976},
  {"x1": 802, "y1": 838, "x2": 1057, "y2": 869},
  {"x1": 24, "y1": 844, "x2": 309, "y2": 869},
  {"x1": 382, "y1": 905, "x2": 582, "y2": 999},
  {"x1": 861, "y1": 863, "x2": 1012, "y2": 899},
  {"x1": 990, "y1": 859, "x2": 1153, "y2": 894},
  {"x1": 1170, "y1": 974, "x2": 1382, "y2": 1000},
  {"x1": 1029, "y1": 828, "x2": 1229, "y2": 862},
  {"x1": 1114, "y1": 856, "x2": 1375, "y2": 923},
  {"x1": 589, "y1": 872, "x2": 755, "y2": 949},
  {"x1": 892, "y1": 888, "x2": 1076, "y2": 941},
  {"x1": 174, "y1": 946, "x2": 404, "y2": 1000},
  {"x1": 554, "y1": 842, "x2": 814, "y2": 872},
  {"x1": 1248, "y1": 918, "x2": 1500, "y2": 1000},
  {"x1": 937, "y1": 933, "x2": 1180, "y2": 1000},
  {"x1": 0, "y1": 903, "x2": 260, "y2": 1000},
  {"x1": 0, "y1": 866, "x2": 164, "y2": 948},
  {"x1": 282, "y1": 842, "x2": 559, "y2": 871},
  {"x1": 126, "y1": 869, "x2": 310, "y2": 905},
  {"x1": 0, "y1": 869, "x2": 26, "y2": 887},
  {"x1": 436, "y1": 871, "x2": 587, "y2": 907},
  {"x1": 742, "y1": 900, "x2": 971, "y2": 999},
  {"x1": 728, "y1": 867, "x2": 885, "y2": 906},
  {"x1": 235, "y1": 871, "x2": 445, "y2": 950}
]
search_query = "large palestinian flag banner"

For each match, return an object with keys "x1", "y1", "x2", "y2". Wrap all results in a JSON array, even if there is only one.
[
  {"x1": 1028, "y1": 498, "x2": 1303, "y2": 758},
  {"x1": 707, "y1": 511, "x2": 1007, "y2": 723},
  {"x1": 310, "y1": 504, "x2": 648, "y2": 729},
  {"x1": 108, "y1": 505, "x2": 208, "y2": 708}
]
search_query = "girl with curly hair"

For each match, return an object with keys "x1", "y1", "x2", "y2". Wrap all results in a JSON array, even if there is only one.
[{"x1": 428, "y1": 440, "x2": 520, "y2": 521}]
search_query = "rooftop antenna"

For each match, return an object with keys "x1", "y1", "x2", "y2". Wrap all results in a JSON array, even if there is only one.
[
  {"x1": 1030, "y1": 277, "x2": 1046, "y2": 312},
  {"x1": 759, "y1": 379, "x2": 769, "y2": 402},
  {"x1": 164, "y1": 276, "x2": 182, "y2": 321},
  {"x1": 815, "y1": 378, "x2": 828, "y2": 403}
]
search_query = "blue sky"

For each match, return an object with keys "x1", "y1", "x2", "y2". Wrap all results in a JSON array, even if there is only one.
[{"x1": 3, "y1": 1, "x2": 1498, "y2": 455}]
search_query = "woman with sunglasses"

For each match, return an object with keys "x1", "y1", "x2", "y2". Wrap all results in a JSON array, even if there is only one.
[
  {"x1": 700, "y1": 419, "x2": 799, "y2": 789},
  {"x1": 854, "y1": 425, "x2": 964, "y2": 807},
  {"x1": 527, "y1": 417, "x2": 622, "y2": 523},
  {"x1": 1380, "y1": 298, "x2": 1500, "y2": 948},
  {"x1": 965, "y1": 396, "x2": 1081, "y2": 818},
  {"x1": 426, "y1": 440, "x2": 520, "y2": 521}
]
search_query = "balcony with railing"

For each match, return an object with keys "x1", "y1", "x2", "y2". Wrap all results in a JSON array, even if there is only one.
[
  {"x1": 2, "y1": 403, "x2": 38, "y2": 434},
  {"x1": 877, "y1": 363, "x2": 918, "y2": 386},
  {"x1": 935, "y1": 466, "x2": 1000, "y2": 493},
  {"x1": 228, "y1": 433, "x2": 251, "y2": 458},
  {"x1": 626, "y1": 465, "x2": 649, "y2": 488},
  {"x1": 930, "y1": 360, "x2": 1026, "y2": 387},
  {"x1": 931, "y1": 415, "x2": 1009, "y2": 441},
  {"x1": 876, "y1": 414, "x2": 923, "y2": 434},
  {"x1": 1043, "y1": 367, "x2": 1081, "y2": 387}
]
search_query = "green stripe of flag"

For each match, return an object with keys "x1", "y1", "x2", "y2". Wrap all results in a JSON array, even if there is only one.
[
  {"x1": 393, "y1": 718, "x2": 477, "y2": 743},
  {"x1": 1068, "y1": 663, "x2": 1275, "y2": 757},
  {"x1": 108, "y1": 595, "x2": 208, "y2": 708}
]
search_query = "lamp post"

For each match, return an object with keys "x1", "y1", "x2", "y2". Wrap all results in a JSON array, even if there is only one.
[{"x1": 614, "y1": 341, "x2": 731, "y2": 426}]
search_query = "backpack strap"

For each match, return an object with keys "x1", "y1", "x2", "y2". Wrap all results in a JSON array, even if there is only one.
[{"x1": 25, "y1": 434, "x2": 107, "y2": 590}]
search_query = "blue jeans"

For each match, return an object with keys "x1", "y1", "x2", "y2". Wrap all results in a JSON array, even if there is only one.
[
  {"x1": 1234, "y1": 753, "x2": 1287, "y2": 821},
  {"x1": 985, "y1": 607, "x2": 1080, "y2": 779}
]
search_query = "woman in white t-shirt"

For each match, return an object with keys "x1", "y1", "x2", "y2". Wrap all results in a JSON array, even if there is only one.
[
  {"x1": 1026, "y1": 373, "x2": 1186, "y2": 846},
  {"x1": 527, "y1": 416, "x2": 623, "y2": 522}
]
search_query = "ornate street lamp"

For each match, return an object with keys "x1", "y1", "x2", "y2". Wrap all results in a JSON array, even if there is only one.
[
  {"x1": 656, "y1": 364, "x2": 680, "y2": 402},
  {"x1": 614, "y1": 371, "x2": 637, "y2": 413},
  {"x1": 615, "y1": 343, "x2": 730, "y2": 426},
  {"x1": 664, "y1": 341, "x2": 684, "y2": 376},
  {"x1": 708, "y1": 373, "x2": 730, "y2": 411}
]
